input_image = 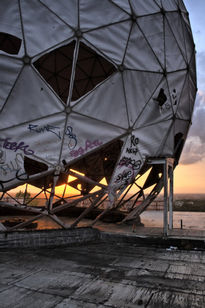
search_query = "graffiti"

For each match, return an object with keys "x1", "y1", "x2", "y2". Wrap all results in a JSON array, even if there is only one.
[
  {"x1": 28, "y1": 124, "x2": 61, "y2": 139},
  {"x1": 28, "y1": 124, "x2": 78, "y2": 149},
  {"x1": 126, "y1": 147, "x2": 138, "y2": 155},
  {"x1": 65, "y1": 126, "x2": 77, "y2": 150},
  {"x1": 126, "y1": 135, "x2": 139, "y2": 155},
  {"x1": 119, "y1": 156, "x2": 141, "y2": 170},
  {"x1": 114, "y1": 169, "x2": 134, "y2": 190},
  {"x1": 70, "y1": 139, "x2": 103, "y2": 158},
  {"x1": 0, "y1": 152, "x2": 28, "y2": 184},
  {"x1": 0, "y1": 138, "x2": 34, "y2": 155},
  {"x1": 130, "y1": 135, "x2": 139, "y2": 147},
  {"x1": 0, "y1": 148, "x2": 6, "y2": 164},
  {"x1": 0, "y1": 153, "x2": 23, "y2": 176}
]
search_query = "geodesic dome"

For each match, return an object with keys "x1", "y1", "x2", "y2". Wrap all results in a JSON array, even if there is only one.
[{"x1": 0, "y1": 0, "x2": 197, "y2": 225}]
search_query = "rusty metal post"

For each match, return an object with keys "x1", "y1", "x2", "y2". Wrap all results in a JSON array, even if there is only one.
[
  {"x1": 163, "y1": 159, "x2": 168, "y2": 237},
  {"x1": 169, "y1": 165, "x2": 173, "y2": 230}
]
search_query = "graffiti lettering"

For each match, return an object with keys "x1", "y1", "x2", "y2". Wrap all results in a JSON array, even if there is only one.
[
  {"x1": 0, "y1": 153, "x2": 23, "y2": 176},
  {"x1": 28, "y1": 124, "x2": 61, "y2": 139},
  {"x1": 115, "y1": 170, "x2": 133, "y2": 184},
  {"x1": 70, "y1": 139, "x2": 103, "y2": 158},
  {"x1": 130, "y1": 135, "x2": 139, "y2": 147},
  {"x1": 28, "y1": 124, "x2": 78, "y2": 149},
  {"x1": 0, "y1": 152, "x2": 28, "y2": 184},
  {"x1": 126, "y1": 148, "x2": 138, "y2": 155},
  {"x1": 65, "y1": 126, "x2": 77, "y2": 150},
  {"x1": 0, "y1": 138, "x2": 34, "y2": 155},
  {"x1": 119, "y1": 156, "x2": 141, "y2": 170}
]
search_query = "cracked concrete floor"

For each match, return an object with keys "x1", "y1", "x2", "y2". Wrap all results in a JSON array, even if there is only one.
[{"x1": 0, "y1": 241, "x2": 205, "y2": 307}]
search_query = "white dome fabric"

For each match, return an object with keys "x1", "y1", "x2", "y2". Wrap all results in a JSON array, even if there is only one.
[{"x1": 0, "y1": 0, "x2": 196, "y2": 202}]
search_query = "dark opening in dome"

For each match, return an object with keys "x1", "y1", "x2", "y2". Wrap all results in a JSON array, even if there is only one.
[
  {"x1": 0, "y1": 32, "x2": 22, "y2": 55},
  {"x1": 34, "y1": 41, "x2": 75, "y2": 104},
  {"x1": 33, "y1": 41, "x2": 116, "y2": 104},
  {"x1": 72, "y1": 42, "x2": 116, "y2": 101}
]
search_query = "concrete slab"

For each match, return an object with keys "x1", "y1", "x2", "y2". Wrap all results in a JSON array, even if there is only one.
[{"x1": 1, "y1": 241, "x2": 205, "y2": 307}]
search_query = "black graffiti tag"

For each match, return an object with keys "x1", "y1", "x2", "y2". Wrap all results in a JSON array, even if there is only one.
[
  {"x1": 130, "y1": 135, "x2": 139, "y2": 147},
  {"x1": 28, "y1": 124, "x2": 61, "y2": 139},
  {"x1": 126, "y1": 135, "x2": 139, "y2": 155},
  {"x1": 119, "y1": 156, "x2": 141, "y2": 170},
  {"x1": 0, "y1": 138, "x2": 34, "y2": 155},
  {"x1": 115, "y1": 170, "x2": 133, "y2": 184},
  {"x1": 126, "y1": 147, "x2": 138, "y2": 155}
]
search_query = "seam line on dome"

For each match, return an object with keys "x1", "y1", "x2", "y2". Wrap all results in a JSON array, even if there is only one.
[
  {"x1": 121, "y1": 73, "x2": 131, "y2": 127},
  {"x1": 135, "y1": 19, "x2": 164, "y2": 72},
  {"x1": 109, "y1": 0, "x2": 131, "y2": 16},
  {"x1": 57, "y1": 41, "x2": 80, "y2": 165},
  {"x1": 31, "y1": 65, "x2": 66, "y2": 108},
  {"x1": 38, "y1": 0, "x2": 75, "y2": 32},
  {"x1": 18, "y1": 0, "x2": 27, "y2": 56},
  {"x1": 72, "y1": 111, "x2": 128, "y2": 131},
  {"x1": 132, "y1": 75, "x2": 164, "y2": 128},
  {"x1": 82, "y1": 18, "x2": 131, "y2": 35},
  {"x1": 0, "y1": 65, "x2": 24, "y2": 114},
  {"x1": 175, "y1": 71, "x2": 189, "y2": 116},
  {"x1": 0, "y1": 111, "x2": 64, "y2": 132},
  {"x1": 121, "y1": 20, "x2": 134, "y2": 65},
  {"x1": 165, "y1": 14, "x2": 187, "y2": 66}
]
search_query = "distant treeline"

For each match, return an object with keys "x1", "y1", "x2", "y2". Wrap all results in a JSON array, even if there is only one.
[{"x1": 174, "y1": 199, "x2": 205, "y2": 212}]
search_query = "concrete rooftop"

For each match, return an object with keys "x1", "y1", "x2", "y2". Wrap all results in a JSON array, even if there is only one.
[{"x1": 1, "y1": 238, "x2": 205, "y2": 307}]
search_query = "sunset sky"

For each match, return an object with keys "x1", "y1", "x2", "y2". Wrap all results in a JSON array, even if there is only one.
[{"x1": 174, "y1": 0, "x2": 205, "y2": 193}]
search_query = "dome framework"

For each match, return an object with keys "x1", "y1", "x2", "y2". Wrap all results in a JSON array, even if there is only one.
[{"x1": 0, "y1": 0, "x2": 196, "y2": 231}]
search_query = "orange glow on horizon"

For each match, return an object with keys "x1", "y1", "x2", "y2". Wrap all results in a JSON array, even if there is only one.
[{"x1": 6, "y1": 161, "x2": 205, "y2": 198}]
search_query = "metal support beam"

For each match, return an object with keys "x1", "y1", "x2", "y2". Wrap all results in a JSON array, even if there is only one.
[
  {"x1": 163, "y1": 160, "x2": 168, "y2": 237},
  {"x1": 169, "y1": 165, "x2": 174, "y2": 230},
  {"x1": 70, "y1": 192, "x2": 105, "y2": 228}
]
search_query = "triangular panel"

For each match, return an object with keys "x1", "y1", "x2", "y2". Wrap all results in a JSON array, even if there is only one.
[
  {"x1": 134, "y1": 77, "x2": 173, "y2": 129},
  {"x1": 137, "y1": 14, "x2": 164, "y2": 68},
  {"x1": 84, "y1": 20, "x2": 132, "y2": 65},
  {"x1": 162, "y1": 0, "x2": 178, "y2": 11},
  {"x1": 0, "y1": 0, "x2": 24, "y2": 58},
  {"x1": 135, "y1": 120, "x2": 173, "y2": 157},
  {"x1": 60, "y1": 113, "x2": 125, "y2": 164},
  {"x1": 123, "y1": 71, "x2": 163, "y2": 126},
  {"x1": 110, "y1": 0, "x2": 131, "y2": 14},
  {"x1": 165, "y1": 17, "x2": 186, "y2": 72},
  {"x1": 40, "y1": 0, "x2": 78, "y2": 29},
  {"x1": 130, "y1": 0, "x2": 160, "y2": 15},
  {"x1": 73, "y1": 73, "x2": 129, "y2": 128},
  {"x1": 79, "y1": 0, "x2": 129, "y2": 31},
  {"x1": 0, "y1": 57, "x2": 22, "y2": 112},
  {"x1": 0, "y1": 112, "x2": 65, "y2": 180},
  {"x1": 0, "y1": 66, "x2": 64, "y2": 130},
  {"x1": 176, "y1": 73, "x2": 190, "y2": 120},
  {"x1": 181, "y1": 16, "x2": 195, "y2": 64},
  {"x1": 166, "y1": 12, "x2": 186, "y2": 62},
  {"x1": 124, "y1": 23, "x2": 162, "y2": 72},
  {"x1": 20, "y1": 0, "x2": 74, "y2": 57}
]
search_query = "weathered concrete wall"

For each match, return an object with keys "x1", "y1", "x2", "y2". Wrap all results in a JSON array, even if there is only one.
[{"x1": 0, "y1": 227, "x2": 100, "y2": 249}]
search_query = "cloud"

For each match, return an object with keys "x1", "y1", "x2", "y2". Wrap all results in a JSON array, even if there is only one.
[
  {"x1": 180, "y1": 91, "x2": 205, "y2": 164},
  {"x1": 196, "y1": 52, "x2": 205, "y2": 92},
  {"x1": 180, "y1": 136, "x2": 205, "y2": 164}
]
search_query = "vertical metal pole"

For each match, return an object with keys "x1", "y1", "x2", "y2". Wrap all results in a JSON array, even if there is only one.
[
  {"x1": 169, "y1": 165, "x2": 173, "y2": 230},
  {"x1": 48, "y1": 173, "x2": 59, "y2": 212},
  {"x1": 163, "y1": 159, "x2": 168, "y2": 236}
]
